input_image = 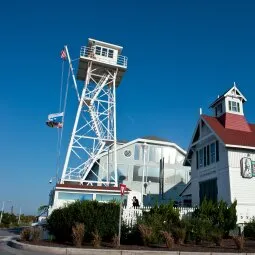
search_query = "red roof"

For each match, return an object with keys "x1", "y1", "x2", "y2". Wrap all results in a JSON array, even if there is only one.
[
  {"x1": 202, "y1": 114, "x2": 255, "y2": 148},
  {"x1": 217, "y1": 113, "x2": 251, "y2": 132}
]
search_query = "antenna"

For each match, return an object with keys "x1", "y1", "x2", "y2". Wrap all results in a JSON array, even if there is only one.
[{"x1": 199, "y1": 108, "x2": 202, "y2": 115}]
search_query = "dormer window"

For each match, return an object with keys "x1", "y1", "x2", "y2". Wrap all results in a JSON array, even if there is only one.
[
  {"x1": 215, "y1": 103, "x2": 222, "y2": 116},
  {"x1": 228, "y1": 101, "x2": 240, "y2": 113}
]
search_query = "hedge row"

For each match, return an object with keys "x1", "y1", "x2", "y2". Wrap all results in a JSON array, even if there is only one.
[{"x1": 47, "y1": 200, "x2": 120, "y2": 242}]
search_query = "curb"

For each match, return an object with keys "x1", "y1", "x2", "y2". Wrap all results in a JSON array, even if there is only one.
[{"x1": 7, "y1": 240, "x2": 252, "y2": 255}]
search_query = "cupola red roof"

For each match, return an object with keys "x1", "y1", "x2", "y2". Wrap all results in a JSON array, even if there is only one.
[
  {"x1": 217, "y1": 113, "x2": 251, "y2": 132},
  {"x1": 202, "y1": 114, "x2": 255, "y2": 148}
]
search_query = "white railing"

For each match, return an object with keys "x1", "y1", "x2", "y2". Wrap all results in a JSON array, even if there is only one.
[
  {"x1": 122, "y1": 206, "x2": 195, "y2": 227},
  {"x1": 80, "y1": 46, "x2": 128, "y2": 68}
]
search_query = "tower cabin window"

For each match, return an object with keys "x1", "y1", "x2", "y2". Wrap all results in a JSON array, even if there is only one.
[
  {"x1": 228, "y1": 101, "x2": 240, "y2": 113},
  {"x1": 95, "y1": 46, "x2": 101, "y2": 55},
  {"x1": 102, "y1": 48, "x2": 107, "y2": 57},
  {"x1": 94, "y1": 46, "x2": 114, "y2": 58}
]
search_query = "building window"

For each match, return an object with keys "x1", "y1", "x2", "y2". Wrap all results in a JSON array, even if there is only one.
[
  {"x1": 149, "y1": 146, "x2": 155, "y2": 162},
  {"x1": 215, "y1": 103, "x2": 222, "y2": 116},
  {"x1": 197, "y1": 141, "x2": 219, "y2": 169},
  {"x1": 206, "y1": 145, "x2": 210, "y2": 165},
  {"x1": 102, "y1": 48, "x2": 108, "y2": 57},
  {"x1": 108, "y1": 49, "x2": 114, "y2": 58},
  {"x1": 199, "y1": 149, "x2": 203, "y2": 168},
  {"x1": 216, "y1": 140, "x2": 219, "y2": 162},
  {"x1": 155, "y1": 147, "x2": 162, "y2": 163},
  {"x1": 124, "y1": 150, "x2": 132, "y2": 158},
  {"x1": 210, "y1": 142, "x2": 216, "y2": 163},
  {"x1": 118, "y1": 164, "x2": 128, "y2": 181},
  {"x1": 229, "y1": 101, "x2": 240, "y2": 112},
  {"x1": 95, "y1": 46, "x2": 101, "y2": 55},
  {"x1": 96, "y1": 194, "x2": 122, "y2": 202},
  {"x1": 133, "y1": 165, "x2": 159, "y2": 183},
  {"x1": 134, "y1": 144, "x2": 140, "y2": 160},
  {"x1": 196, "y1": 151, "x2": 199, "y2": 169},
  {"x1": 203, "y1": 147, "x2": 206, "y2": 167},
  {"x1": 58, "y1": 192, "x2": 93, "y2": 200},
  {"x1": 199, "y1": 178, "x2": 218, "y2": 204}
]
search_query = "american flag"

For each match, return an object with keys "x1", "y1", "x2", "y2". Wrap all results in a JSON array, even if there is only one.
[{"x1": 60, "y1": 49, "x2": 67, "y2": 60}]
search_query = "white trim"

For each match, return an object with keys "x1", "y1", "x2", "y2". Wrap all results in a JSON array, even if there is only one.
[
  {"x1": 224, "y1": 86, "x2": 247, "y2": 102},
  {"x1": 183, "y1": 119, "x2": 201, "y2": 166},
  {"x1": 88, "y1": 38, "x2": 123, "y2": 52},
  {"x1": 225, "y1": 144, "x2": 255, "y2": 150},
  {"x1": 184, "y1": 116, "x2": 225, "y2": 166},
  {"x1": 56, "y1": 187, "x2": 126, "y2": 193},
  {"x1": 191, "y1": 133, "x2": 214, "y2": 147},
  {"x1": 201, "y1": 116, "x2": 225, "y2": 145}
]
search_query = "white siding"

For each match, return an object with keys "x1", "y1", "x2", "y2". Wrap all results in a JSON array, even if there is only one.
[
  {"x1": 190, "y1": 134, "x2": 230, "y2": 206},
  {"x1": 228, "y1": 149, "x2": 255, "y2": 222},
  {"x1": 228, "y1": 149, "x2": 255, "y2": 203}
]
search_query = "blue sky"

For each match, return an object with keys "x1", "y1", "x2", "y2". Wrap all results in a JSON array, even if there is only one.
[{"x1": 1, "y1": 0, "x2": 255, "y2": 214}]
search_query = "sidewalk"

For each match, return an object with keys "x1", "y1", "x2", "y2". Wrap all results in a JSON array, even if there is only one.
[{"x1": 8, "y1": 239, "x2": 251, "y2": 255}]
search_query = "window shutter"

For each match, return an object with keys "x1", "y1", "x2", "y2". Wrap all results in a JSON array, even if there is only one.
[
  {"x1": 216, "y1": 141, "x2": 219, "y2": 162},
  {"x1": 207, "y1": 145, "x2": 210, "y2": 165},
  {"x1": 204, "y1": 147, "x2": 206, "y2": 167},
  {"x1": 196, "y1": 151, "x2": 199, "y2": 169}
]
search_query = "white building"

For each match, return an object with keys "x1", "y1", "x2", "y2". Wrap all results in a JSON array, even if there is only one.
[
  {"x1": 183, "y1": 84, "x2": 255, "y2": 223},
  {"x1": 49, "y1": 137, "x2": 190, "y2": 214}
]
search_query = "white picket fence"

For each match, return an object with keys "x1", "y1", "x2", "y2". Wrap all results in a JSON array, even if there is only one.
[{"x1": 122, "y1": 206, "x2": 195, "y2": 227}]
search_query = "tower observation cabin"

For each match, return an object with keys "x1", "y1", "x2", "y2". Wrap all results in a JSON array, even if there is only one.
[{"x1": 77, "y1": 38, "x2": 128, "y2": 86}]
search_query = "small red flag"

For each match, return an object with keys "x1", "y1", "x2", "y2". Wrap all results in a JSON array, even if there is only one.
[
  {"x1": 120, "y1": 184, "x2": 126, "y2": 196},
  {"x1": 60, "y1": 49, "x2": 67, "y2": 60}
]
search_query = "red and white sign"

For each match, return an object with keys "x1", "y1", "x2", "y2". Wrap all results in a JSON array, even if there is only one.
[{"x1": 120, "y1": 184, "x2": 126, "y2": 196}]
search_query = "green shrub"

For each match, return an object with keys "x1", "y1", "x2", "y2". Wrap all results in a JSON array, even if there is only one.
[
  {"x1": 111, "y1": 234, "x2": 119, "y2": 248},
  {"x1": 0, "y1": 212, "x2": 18, "y2": 228},
  {"x1": 192, "y1": 199, "x2": 237, "y2": 237},
  {"x1": 120, "y1": 223, "x2": 143, "y2": 245},
  {"x1": 20, "y1": 227, "x2": 31, "y2": 241},
  {"x1": 244, "y1": 218, "x2": 255, "y2": 238},
  {"x1": 160, "y1": 231, "x2": 174, "y2": 248},
  {"x1": 190, "y1": 217, "x2": 213, "y2": 244},
  {"x1": 172, "y1": 227, "x2": 186, "y2": 244},
  {"x1": 72, "y1": 222, "x2": 84, "y2": 247},
  {"x1": 138, "y1": 202, "x2": 181, "y2": 244},
  {"x1": 232, "y1": 236, "x2": 245, "y2": 250},
  {"x1": 210, "y1": 226, "x2": 223, "y2": 246},
  {"x1": 92, "y1": 229, "x2": 101, "y2": 248},
  {"x1": 47, "y1": 200, "x2": 119, "y2": 242},
  {"x1": 138, "y1": 224, "x2": 153, "y2": 246},
  {"x1": 31, "y1": 227, "x2": 41, "y2": 242}
]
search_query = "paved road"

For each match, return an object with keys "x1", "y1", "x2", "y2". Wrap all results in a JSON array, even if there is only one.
[{"x1": 0, "y1": 228, "x2": 54, "y2": 255}]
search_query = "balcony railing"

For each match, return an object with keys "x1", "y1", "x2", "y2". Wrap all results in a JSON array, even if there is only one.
[{"x1": 80, "y1": 46, "x2": 128, "y2": 68}]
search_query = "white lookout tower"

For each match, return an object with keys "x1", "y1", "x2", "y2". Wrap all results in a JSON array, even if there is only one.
[{"x1": 60, "y1": 38, "x2": 128, "y2": 187}]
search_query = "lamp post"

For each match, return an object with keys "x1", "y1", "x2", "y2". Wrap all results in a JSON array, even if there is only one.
[
  {"x1": 18, "y1": 206, "x2": 22, "y2": 225},
  {"x1": 141, "y1": 143, "x2": 148, "y2": 207},
  {"x1": 0, "y1": 200, "x2": 12, "y2": 224}
]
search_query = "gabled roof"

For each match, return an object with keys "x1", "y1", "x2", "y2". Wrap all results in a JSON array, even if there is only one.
[
  {"x1": 210, "y1": 84, "x2": 247, "y2": 108},
  {"x1": 202, "y1": 114, "x2": 255, "y2": 148},
  {"x1": 183, "y1": 114, "x2": 255, "y2": 166}
]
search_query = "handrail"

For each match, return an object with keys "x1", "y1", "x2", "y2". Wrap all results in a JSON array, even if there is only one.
[{"x1": 80, "y1": 46, "x2": 128, "y2": 68}]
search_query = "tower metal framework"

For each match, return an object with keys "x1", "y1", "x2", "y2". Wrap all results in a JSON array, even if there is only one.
[{"x1": 60, "y1": 38, "x2": 127, "y2": 186}]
